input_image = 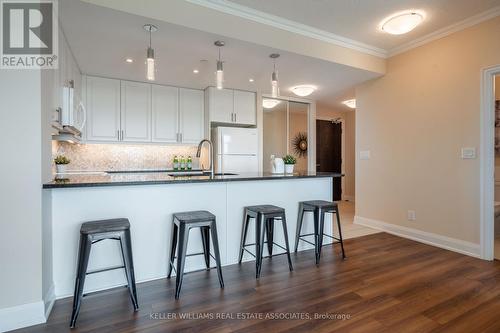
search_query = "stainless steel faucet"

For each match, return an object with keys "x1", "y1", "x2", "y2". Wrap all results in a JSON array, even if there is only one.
[{"x1": 196, "y1": 139, "x2": 214, "y2": 177}]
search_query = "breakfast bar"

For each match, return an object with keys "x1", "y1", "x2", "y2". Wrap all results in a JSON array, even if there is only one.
[{"x1": 43, "y1": 172, "x2": 341, "y2": 299}]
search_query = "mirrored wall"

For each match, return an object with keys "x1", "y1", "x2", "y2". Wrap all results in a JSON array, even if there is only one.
[{"x1": 263, "y1": 99, "x2": 309, "y2": 173}]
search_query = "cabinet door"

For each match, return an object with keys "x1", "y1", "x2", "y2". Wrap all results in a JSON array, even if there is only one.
[
  {"x1": 121, "y1": 80, "x2": 151, "y2": 142},
  {"x1": 233, "y1": 90, "x2": 256, "y2": 125},
  {"x1": 208, "y1": 87, "x2": 233, "y2": 123},
  {"x1": 152, "y1": 85, "x2": 179, "y2": 143},
  {"x1": 179, "y1": 88, "x2": 204, "y2": 144},
  {"x1": 85, "y1": 76, "x2": 121, "y2": 142}
]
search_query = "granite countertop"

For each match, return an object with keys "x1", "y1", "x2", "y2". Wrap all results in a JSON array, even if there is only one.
[{"x1": 43, "y1": 171, "x2": 342, "y2": 189}]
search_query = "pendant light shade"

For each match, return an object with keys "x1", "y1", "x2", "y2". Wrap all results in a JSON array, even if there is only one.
[
  {"x1": 270, "y1": 53, "x2": 280, "y2": 98},
  {"x1": 214, "y1": 41, "x2": 225, "y2": 90},
  {"x1": 144, "y1": 24, "x2": 157, "y2": 81}
]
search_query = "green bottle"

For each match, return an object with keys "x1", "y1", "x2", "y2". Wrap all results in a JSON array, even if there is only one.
[
  {"x1": 180, "y1": 156, "x2": 186, "y2": 170},
  {"x1": 173, "y1": 155, "x2": 179, "y2": 171},
  {"x1": 187, "y1": 156, "x2": 192, "y2": 170}
]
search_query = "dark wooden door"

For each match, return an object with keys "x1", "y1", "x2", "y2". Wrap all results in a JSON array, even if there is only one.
[{"x1": 316, "y1": 120, "x2": 342, "y2": 201}]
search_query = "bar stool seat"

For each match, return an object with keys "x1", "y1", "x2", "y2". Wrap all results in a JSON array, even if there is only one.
[
  {"x1": 167, "y1": 210, "x2": 224, "y2": 299},
  {"x1": 238, "y1": 205, "x2": 293, "y2": 278},
  {"x1": 295, "y1": 200, "x2": 346, "y2": 265},
  {"x1": 70, "y1": 218, "x2": 138, "y2": 328}
]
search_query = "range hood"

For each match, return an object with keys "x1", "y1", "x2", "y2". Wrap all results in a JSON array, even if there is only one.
[{"x1": 52, "y1": 81, "x2": 86, "y2": 143}]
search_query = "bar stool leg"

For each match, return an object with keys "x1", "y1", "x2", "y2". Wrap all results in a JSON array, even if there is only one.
[
  {"x1": 255, "y1": 214, "x2": 266, "y2": 278},
  {"x1": 210, "y1": 221, "x2": 224, "y2": 288},
  {"x1": 167, "y1": 223, "x2": 178, "y2": 278},
  {"x1": 294, "y1": 203, "x2": 304, "y2": 252},
  {"x1": 313, "y1": 209, "x2": 321, "y2": 265},
  {"x1": 119, "y1": 229, "x2": 139, "y2": 311},
  {"x1": 175, "y1": 224, "x2": 190, "y2": 299},
  {"x1": 200, "y1": 226, "x2": 211, "y2": 270},
  {"x1": 280, "y1": 213, "x2": 294, "y2": 272},
  {"x1": 265, "y1": 218, "x2": 274, "y2": 256},
  {"x1": 317, "y1": 209, "x2": 325, "y2": 264},
  {"x1": 335, "y1": 208, "x2": 346, "y2": 259},
  {"x1": 70, "y1": 234, "x2": 92, "y2": 328},
  {"x1": 238, "y1": 211, "x2": 250, "y2": 263}
]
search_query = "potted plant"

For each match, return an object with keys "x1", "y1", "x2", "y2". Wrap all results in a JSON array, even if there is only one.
[
  {"x1": 283, "y1": 154, "x2": 297, "y2": 174},
  {"x1": 54, "y1": 155, "x2": 70, "y2": 174}
]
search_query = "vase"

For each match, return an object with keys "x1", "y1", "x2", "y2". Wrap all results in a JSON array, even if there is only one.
[
  {"x1": 285, "y1": 164, "x2": 294, "y2": 174},
  {"x1": 56, "y1": 164, "x2": 67, "y2": 174}
]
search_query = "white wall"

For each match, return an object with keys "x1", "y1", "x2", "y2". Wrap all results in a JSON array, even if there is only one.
[{"x1": 0, "y1": 70, "x2": 46, "y2": 331}]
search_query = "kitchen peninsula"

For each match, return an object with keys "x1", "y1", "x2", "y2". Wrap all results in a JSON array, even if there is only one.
[{"x1": 44, "y1": 172, "x2": 340, "y2": 299}]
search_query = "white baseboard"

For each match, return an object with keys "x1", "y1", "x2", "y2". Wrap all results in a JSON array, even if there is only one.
[
  {"x1": 43, "y1": 283, "x2": 55, "y2": 319},
  {"x1": 354, "y1": 216, "x2": 480, "y2": 258},
  {"x1": 0, "y1": 301, "x2": 46, "y2": 333},
  {"x1": 342, "y1": 195, "x2": 355, "y2": 202}
]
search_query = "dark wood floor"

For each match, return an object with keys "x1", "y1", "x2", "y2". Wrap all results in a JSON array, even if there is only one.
[{"x1": 14, "y1": 233, "x2": 500, "y2": 333}]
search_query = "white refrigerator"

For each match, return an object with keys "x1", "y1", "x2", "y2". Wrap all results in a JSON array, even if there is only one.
[{"x1": 212, "y1": 127, "x2": 259, "y2": 174}]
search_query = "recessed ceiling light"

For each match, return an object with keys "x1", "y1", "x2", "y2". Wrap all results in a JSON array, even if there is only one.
[
  {"x1": 291, "y1": 85, "x2": 316, "y2": 97},
  {"x1": 380, "y1": 10, "x2": 424, "y2": 35},
  {"x1": 193, "y1": 69, "x2": 199, "y2": 74},
  {"x1": 342, "y1": 99, "x2": 356, "y2": 109},
  {"x1": 249, "y1": 78, "x2": 254, "y2": 82},
  {"x1": 125, "y1": 58, "x2": 133, "y2": 63},
  {"x1": 262, "y1": 99, "x2": 281, "y2": 109}
]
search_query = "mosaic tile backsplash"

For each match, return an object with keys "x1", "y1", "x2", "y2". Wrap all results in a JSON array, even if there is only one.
[{"x1": 53, "y1": 142, "x2": 203, "y2": 171}]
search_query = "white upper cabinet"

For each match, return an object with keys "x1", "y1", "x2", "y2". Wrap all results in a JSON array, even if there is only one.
[
  {"x1": 152, "y1": 85, "x2": 179, "y2": 143},
  {"x1": 120, "y1": 81, "x2": 151, "y2": 142},
  {"x1": 179, "y1": 88, "x2": 204, "y2": 144},
  {"x1": 86, "y1": 76, "x2": 121, "y2": 142},
  {"x1": 233, "y1": 90, "x2": 256, "y2": 125},
  {"x1": 206, "y1": 87, "x2": 256, "y2": 125},
  {"x1": 207, "y1": 87, "x2": 233, "y2": 123}
]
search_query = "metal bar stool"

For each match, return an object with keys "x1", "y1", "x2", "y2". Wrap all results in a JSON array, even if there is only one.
[
  {"x1": 294, "y1": 200, "x2": 346, "y2": 264},
  {"x1": 167, "y1": 210, "x2": 224, "y2": 299},
  {"x1": 70, "y1": 218, "x2": 139, "y2": 328},
  {"x1": 238, "y1": 205, "x2": 293, "y2": 278}
]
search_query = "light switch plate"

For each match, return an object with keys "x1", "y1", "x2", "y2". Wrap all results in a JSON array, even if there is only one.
[
  {"x1": 360, "y1": 150, "x2": 371, "y2": 160},
  {"x1": 461, "y1": 147, "x2": 476, "y2": 159}
]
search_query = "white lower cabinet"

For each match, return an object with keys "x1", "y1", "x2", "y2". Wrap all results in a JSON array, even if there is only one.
[{"x1": 179, "y1": 88, "x2": 204, "y2": 144}]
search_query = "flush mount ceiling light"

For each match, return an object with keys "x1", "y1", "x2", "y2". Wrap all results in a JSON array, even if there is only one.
[
  {"x1": 125, "y1": 58, "x2": 133, "y2": 63},
  {"x1": 342, "y1": 99, "x2": 356, "y2": 109},
  {"x1": 193, "y1": 69, "x2": 199, "y2": 74},
  {"x1": 143, "y1": 24, "x2": 157, "y2": 81},
  {"x1": 214, "y1": 40, "x2": 225, "y2": 90},
  {"x1": 249, "y1": 78, "x2": 254, "y2": 82},
  {"x1": 380, "y1": 10, "x2": 424, "y2": 35},
  {"x1": 269, "y1": 53, "x2": 280, "y2": 98},
  {"x1": 291, "y1": 85, "x2": 316, "y2": 97},
  {"x1": 262, "y1": 99, "x2": 281, "y2": 109}
]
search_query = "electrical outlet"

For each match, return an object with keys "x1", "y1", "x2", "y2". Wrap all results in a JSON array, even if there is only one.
[{"x1": 407, "y1": 210, "x2": 416, "y2": 221}]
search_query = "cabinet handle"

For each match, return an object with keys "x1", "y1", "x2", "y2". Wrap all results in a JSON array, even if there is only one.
[
  {"x1": 117, "y1": 130, "x2": 120, "y2": 140},
  {"x1": 234, "y1": 113, "x2": 237, "y2": 123},
  {"x1": 179, "y1": 133, "x2": 183, "y2": 142},
  {"x1": 121, "y1": 130, "x2": 124, "y2": 141}
]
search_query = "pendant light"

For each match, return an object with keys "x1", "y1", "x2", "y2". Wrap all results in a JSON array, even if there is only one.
[
  {"x1": 214, "y1": 41, "x2": 225, "y2": 90},
  {"x1": 143, "y1": 24, "x2": 157, "y2": 81},
  {"x1": 270, "y1": 53, "x2": 280, "y2": 98}
]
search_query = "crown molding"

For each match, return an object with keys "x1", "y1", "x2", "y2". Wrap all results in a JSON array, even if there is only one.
[
  {"x1": 388, "y1": 5, "x2": 500, "y2": 57},
  {"x1": 185, "y1": 0, "x2": 388, "y2": 58}
]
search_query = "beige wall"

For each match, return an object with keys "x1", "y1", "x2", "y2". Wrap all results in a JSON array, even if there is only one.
[
  {"x1": 316, "y1": 104, "x2": 356, "y2": 199},
  {"x1": 356, "y1": 16, "x2": 500, "y2": 244}
]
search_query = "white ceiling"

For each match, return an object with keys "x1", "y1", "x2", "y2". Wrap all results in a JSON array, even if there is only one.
[
  {"x1": 228, "y1": 0, "x2": 500, "y2": 52},
  {"x1": 61, "y1": 0, "x2": 380, "y2": 108}
]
